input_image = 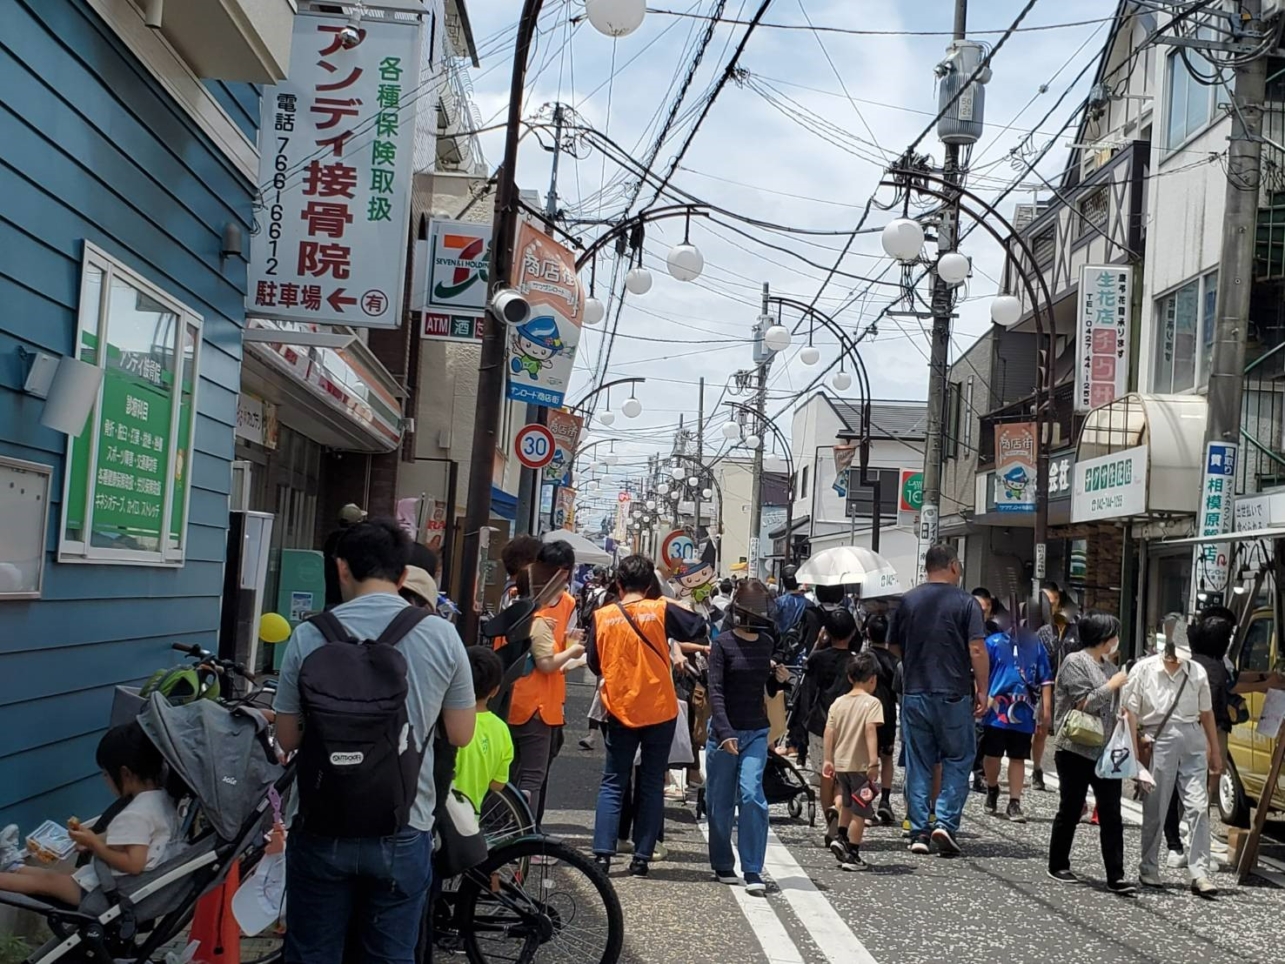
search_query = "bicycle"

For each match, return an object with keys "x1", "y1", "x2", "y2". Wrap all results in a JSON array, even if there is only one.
[{"x1": 166, "y1": 642, "x2": 278, "y2": 711}]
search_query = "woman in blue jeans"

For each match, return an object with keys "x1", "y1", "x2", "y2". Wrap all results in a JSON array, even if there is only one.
[{"x1": 705, "y1": 580, "x2": 790, "y2": 895}]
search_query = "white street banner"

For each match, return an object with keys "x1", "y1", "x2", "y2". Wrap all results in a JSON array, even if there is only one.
[
  {"x1": 507, "y1": 222, "x2": 583, "y2": 409},
  {"x1": 248, "y1": 14, "x2": 421, "y2": 328},
  {"x1": 421, "y1": 219, "x2": 491, "y2": 315},
  {"x1": 1071, "y1": 445, "x2": 1148, "y2": 522},
  {"x1": 1075, "y1": 265, "x2": 1131, "y2": 413}
]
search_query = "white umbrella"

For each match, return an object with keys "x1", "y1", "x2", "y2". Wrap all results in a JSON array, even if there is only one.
[{"x1": 795, "y1": 546, "x2": 903, "y2": 596}]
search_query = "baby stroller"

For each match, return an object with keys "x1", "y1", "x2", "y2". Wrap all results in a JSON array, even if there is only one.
[
  {"x1": 763, "y1": 751, "x2": 817, "y2": 825},
  {"x1": 1, "y1": 694, "x2": 289, "y2": 964}
]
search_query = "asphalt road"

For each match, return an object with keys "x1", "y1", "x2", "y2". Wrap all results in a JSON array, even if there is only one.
[{"x1": 547, "y1": 672, "x2": 1285, "y2": 964}]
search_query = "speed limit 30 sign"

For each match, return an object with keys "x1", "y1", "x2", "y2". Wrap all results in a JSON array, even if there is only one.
[{"x1": 514, "y1": 423, "x2": 556, "y2": 470}]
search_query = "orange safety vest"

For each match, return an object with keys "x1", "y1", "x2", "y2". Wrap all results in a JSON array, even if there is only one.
[
  {"x1": 507, "y1": 591, "x2": 575, "y2": 726},
  {"x1": 593, "y1": 599, "x2": 678, "y2": 728}
]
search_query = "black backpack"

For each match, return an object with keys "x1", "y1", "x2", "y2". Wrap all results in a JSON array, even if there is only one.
[{"x1": 296, "y1": 607, "x2": 430, "y2": 838}]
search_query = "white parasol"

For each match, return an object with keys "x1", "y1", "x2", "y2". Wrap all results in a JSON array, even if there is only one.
[{"x1": 795, "y1": 545, "x2": 903, "y2": 596}]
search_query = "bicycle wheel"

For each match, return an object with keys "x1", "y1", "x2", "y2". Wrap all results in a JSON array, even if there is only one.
[
  {"x1": 479, "y1": 783, "x2": 537, "y2": 845},
  {"x1": 455, "y1": 838, "x2": 623, "y2": 964}
]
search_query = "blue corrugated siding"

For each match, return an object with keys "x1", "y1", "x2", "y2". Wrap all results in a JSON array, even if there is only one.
[
  {"x1": 205, "y1": 81, "x2": 262, "y2": 141},
  {"x1": 0, "y1": 0, "x2": 255, "y2": 831}
]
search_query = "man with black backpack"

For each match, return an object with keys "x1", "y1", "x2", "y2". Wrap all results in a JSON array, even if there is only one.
[
  {"x1": 274, "y1": 518, "x2": 476, "y2": 964},
  {"x1": 773, "y1": 565, "x2": 825, "y2": 665}
]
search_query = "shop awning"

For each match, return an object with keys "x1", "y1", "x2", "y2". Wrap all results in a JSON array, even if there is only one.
[
  {"x1": 769, "y1": 514, "x2": 809, "y2": 541},
  {"x1": 490, "y1": 486, "x2": 518, "y2": 521},
  {"x1": 1072, "y1": 393, "x2": 1207, "y2": 521}
]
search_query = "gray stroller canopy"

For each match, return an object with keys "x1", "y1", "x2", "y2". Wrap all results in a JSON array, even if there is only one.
[{"x1": 138, "y1": 694, "x2": 283, "y2": 841}]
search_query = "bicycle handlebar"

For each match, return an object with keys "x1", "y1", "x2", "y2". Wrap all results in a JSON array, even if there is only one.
[
  {"x1": 172, "y1": 642, "x2": 205, "y2": 657},
  {"x1": 171, "y1": 642, "x2": 253, "y2": 680}
]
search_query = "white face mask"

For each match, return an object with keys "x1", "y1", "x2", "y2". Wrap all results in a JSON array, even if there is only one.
[{"x1": 1108, "y1": 638, "x2": 1120, "y2": 656}]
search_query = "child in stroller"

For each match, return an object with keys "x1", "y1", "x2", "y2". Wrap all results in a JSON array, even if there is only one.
[
  {"x1": 0, "y1": 694, "x2": 287, "y2": 964},
  {"x1": 0, "y1": 723, "x2": 178, "y2": 907}
]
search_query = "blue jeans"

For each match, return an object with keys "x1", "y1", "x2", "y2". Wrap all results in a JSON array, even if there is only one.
[
  {"x1": 284, "y1": 828, "x2": 433, "y2": 964},
  {"x1": 705, "y1": 728, "x2": 770, "y2": 876},
  {"x1": 593, "y1": 715, "x2": 677, "y2": 860},
  {"x1": 902, "y1": 693, "x2": 976, "y2": 837}
]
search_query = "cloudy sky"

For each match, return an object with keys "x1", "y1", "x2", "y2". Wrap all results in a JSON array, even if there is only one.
[{"x1": 457, "y1": 0, "x2": 1120, "y2": 523}]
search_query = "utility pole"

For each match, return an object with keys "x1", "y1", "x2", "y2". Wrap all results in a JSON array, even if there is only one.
[
  {"x1": 695, "y1": 376, "x2": 705, "y2": 545},
  {"x1": 916, "y1": 0, "x2": 968, "y2": 584},
  {"x1": 748, "y1": 283, "x2": 771, "y2": 579},
  {"x1": 1192, "y1": 0, "x2": 1269, "y2": 608},
  {"x1": 515, "y1": 103, "x2": 566, "y2": 536}
]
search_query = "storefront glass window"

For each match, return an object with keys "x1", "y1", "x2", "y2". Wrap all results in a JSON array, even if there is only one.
[{"x1": 60, "y1": 244, "x2": 202, "y2": 566}]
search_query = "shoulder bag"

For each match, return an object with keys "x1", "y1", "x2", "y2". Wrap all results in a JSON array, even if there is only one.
[{"x1": 1136, "y1": 664, "x2": 1189, "y2": 771}]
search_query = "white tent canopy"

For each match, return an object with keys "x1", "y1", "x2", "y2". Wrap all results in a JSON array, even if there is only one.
[{"x1": 542, "y1": 528, "x2": 612, "y2": 566}]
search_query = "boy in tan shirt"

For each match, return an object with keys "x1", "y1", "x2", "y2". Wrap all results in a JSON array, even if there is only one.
[{"x1": 822, "y1": 651, "x2": 885, "y2": 871}]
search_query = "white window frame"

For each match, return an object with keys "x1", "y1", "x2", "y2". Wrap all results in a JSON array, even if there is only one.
[
  {"x1": 1162, "y1": 34, "x2": 1229, "y2": 157},
  {"x1": 1151, "y1": 270, "x2": 1218, "y2": 395},
  {"x1": 59, "y1": 242, "x2": 203, "y2": 567}
]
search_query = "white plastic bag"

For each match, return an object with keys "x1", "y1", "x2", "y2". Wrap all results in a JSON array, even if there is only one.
[
  {"x1": 1095, "y1": 717, "x2": 1139, "y2": 781},
  {"x1": 232, "y1": 849, "x2": 285, "y2": 936}
]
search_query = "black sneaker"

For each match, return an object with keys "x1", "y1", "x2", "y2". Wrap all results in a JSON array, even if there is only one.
[
  {"x1": 972, "y1": 772, "x2": 986, "y2": 792},
  {"x1": 1047, "y1": 868, "x2": 1078, "y2": 883},
  {"x1": 829, "y1": 839, "x2": 850, "y2": 863},
  {"x1": 876, "y1": 804, "x2": 895, "y2": 827},
  {"x1": 627, "y1": 857, "x2": 648, "y2": 877},
  {"x1": 909, "y1": 836, "x2": 931, "y2": 855},
  {"x1": 593, "y1": 855, "x2": 611, "y2": 873},
  {"x1": 984, "y1": 786, "x2": 1000, "y2": 814},
  {"x1": 840, "y1": 853, "x2": 871, "y2": 872},
  {"x1": 931, "y1": 827, "x2": 962, "y2": 857},
  {"x1": 1108, "y1": 880, "x2": 1138, "y2": 897},
  {"x1": 1006, "y1": 799, "x2": 1027, "y2": 823},
  {"x1": 713, "y1": 869, "x2": 739, "y2": 885},
  {"x1": 744, "y1": 872, "x2": 768, "y2": 896},
  {"x1": 1032, "y1": 769, "x2": 1046, "y2": 792}
]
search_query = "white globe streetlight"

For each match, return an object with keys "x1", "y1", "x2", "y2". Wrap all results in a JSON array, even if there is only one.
[
  {"x1": 622, "y1": 397, "x2": 643, "y2": 418},
  {"x1": 625, "y1": 267, "x2": 653, "y2": 295},
  {"x1": 937, "y1": 251, "x2": 971, "y2": 287},
  {"x1": 584, "y1": 0, "x2": 646, "y2": 37},
  {"x1": 688, "y1": 476, "x2": 700, "y2": 486},
  {"x1": 745, "y1": 434, "x2": 762, "y2": 449},
  {"x1": 656, "y1": 482, "x2": 669, "y2": 496},
  {"x1": 670, "y1": 465, "x2": 685, "y2": 480},
  {"x1": 666, "y1": 243, "x2": 704, "y2": 282},
  {"x1": 991, "y1": 294, "x2": 1023, "y2": 327},
  {"x1": 599, "y1": 410, "x2": 615, "y2": 427},
  {"x1": 832, "y1": 371, "x2": 853, "y2": 391},
  {"x1": 764, "y1": 324, "x2": 792, "y2": 353},
  {"x1": 583, "y1": 297, "x2": 606, "y2": 325},
  {"x1": 701, "y1": 487, "x2": 713, "y2": 500},
  {"x1": 881, "y1": 217, "x2": 925, "y2": 262},
  {"x1": 800, "y1": 345, "x2": 821, "y2": 366},
  {"x1": 646, "y1": 500, "x2": 656, "y2": 510}
]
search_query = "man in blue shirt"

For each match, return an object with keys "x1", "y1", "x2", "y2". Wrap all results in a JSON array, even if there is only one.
[{"x1": 981, "y1": 626, "x2": 1054, "y2": 823}]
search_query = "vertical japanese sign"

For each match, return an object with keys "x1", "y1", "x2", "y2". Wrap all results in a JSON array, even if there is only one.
[
  {"x1": 424, "y1": 498, "x2": 446, "y2": 550},
  {"x1": 1075, "y1": 265, "x2": 1131, "y2": 413},
  {"x1": 248, "y1": 14, "x2": 422, "y2": 329},
  {"x1": 554, "y1": 487, "x2": 576, "y2": 531},
  {"x1": 994, "y1": 423, "x2": 1037, "y2": 513},
  {"x1": 1191, "y1": 441, "x2": 1238, "y2": 606},
  {"x1": 544, "y1": 410, "x2": 583, "y2": 486},
  {"x1": 507, "y1": 223, "x2": 583, "y2": 409},
  {"x1": 831, "y1": 443, "x2": 856, "y2": 497},
  {"x1": 613, "y1": 492, "x2": 631, "y2": 542}
]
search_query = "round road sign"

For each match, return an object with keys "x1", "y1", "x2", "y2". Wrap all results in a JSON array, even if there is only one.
[
  {"x1": 514, "y1": 423, "x2": 556, "y2": 470},
  {"x1": 661, "y1": 530, "x2": 696, "y2": 568}
]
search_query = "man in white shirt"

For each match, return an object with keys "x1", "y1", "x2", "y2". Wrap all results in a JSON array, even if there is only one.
[{"x1": 1122, "y1": 651, "x2": 1223, "y2": 897}]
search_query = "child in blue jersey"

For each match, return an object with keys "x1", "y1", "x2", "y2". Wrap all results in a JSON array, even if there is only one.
[{"x1": 981, "y1": 627, "x2": 1053, "y2": 823}]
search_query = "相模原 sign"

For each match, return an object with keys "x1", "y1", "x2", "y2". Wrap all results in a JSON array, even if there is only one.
[
  {"x1": 1191, "y1": 441, "x2": 1238, "y2": 598},
  {"x1": 994, "y1": 423, "x2": 1037, "y2": 514},
  {"x1": 248, "y1": 13, "x2": 422, "y2": 329},
  {"x1": 506, "y1": 223, "x2": 583, "y2": 409},
  {"x1": 1075, "y1": 265, "x2": 1131, "y2": 413},
  {"x1": 1071, "y1": 445, "x2": 1148, "y2": 522}
]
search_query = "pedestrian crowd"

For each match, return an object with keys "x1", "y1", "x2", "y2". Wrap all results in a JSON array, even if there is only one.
[{"x1": 5, "y1": 511, "x2": 1279, "y2": 964}]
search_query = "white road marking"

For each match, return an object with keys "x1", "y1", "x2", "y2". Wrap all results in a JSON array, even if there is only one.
[
  {"x1": 694, "y1": 819, "x2": 806, "y2": 964},
  {"x1": 762, "y1": 827, "x2": 880, "y2": 964}
]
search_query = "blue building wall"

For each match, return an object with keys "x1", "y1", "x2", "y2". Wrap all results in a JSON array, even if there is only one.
[{"x1": 0, "y1": 0, "x2": 256, "y2": 830}]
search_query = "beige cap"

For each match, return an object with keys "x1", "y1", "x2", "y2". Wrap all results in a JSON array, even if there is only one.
[
  {"x1": 339, "y1": 503, "x2": 367, "y2": 525},
  {"x1": 402, "y1": 566, "x2": 438, "y2": 605}
]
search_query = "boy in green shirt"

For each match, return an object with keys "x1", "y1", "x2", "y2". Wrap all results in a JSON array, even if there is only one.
[{"x1": 454, "y1": 646, "x2": 514, "y2": 813}]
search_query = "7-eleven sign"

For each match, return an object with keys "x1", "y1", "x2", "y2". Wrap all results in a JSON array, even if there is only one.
[{"x1": 423, "y1": 218, "x2": 492, "y2": 315}]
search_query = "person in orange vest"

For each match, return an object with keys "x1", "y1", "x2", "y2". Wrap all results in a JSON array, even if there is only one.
[
  {"x1": 509, "y1": 540, "x2": 583, "y2": 828},
  {"x1": 587, "y1": 554, "x2": 708, "y2": 876}
]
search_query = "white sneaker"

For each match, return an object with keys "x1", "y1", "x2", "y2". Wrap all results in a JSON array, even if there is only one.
[
  {"x1": 652, "y1": 842, "x2": 669, "y2": 862},
  {"x1": 0, "y1": 824, "x2": 22, "y2": 871},
  {"x1": 1166, "y1": 850, "x2": 1188, "y2": 870}
]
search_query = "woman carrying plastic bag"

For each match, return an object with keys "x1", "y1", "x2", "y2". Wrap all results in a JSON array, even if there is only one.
[{"x1": 1045, "y1": 612, "x2": 1136, "y2": 896}]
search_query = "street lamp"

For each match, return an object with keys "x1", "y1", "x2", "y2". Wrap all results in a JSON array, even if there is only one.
[
  {"x1": 583, "y1": 296, "x2": 606, "y2": 325},
  {"x1": 937, "y1": 251, "x2": 971, "y2": 286},
  {"x1": 991, "y1": 294, "x2": 1022, "y2": 327},
  {"x1": 721, "y1": 421, "x2": 741, "y2": 440},
  {"x1": 656, "y1": 482, "x2": 669, "y2": 495},
  {"x1": 745, "y1": 434, "x2": 762, "y2": 449},
  {"x1": 666, "y1": 243, "x2": 705, "y2": 282},
  {"x1": 688, "y1": 476, "x2": 700, "y2": 486},
  {"x1": 800, "y1": 345, "x2": 821, "y2": 366},
  {"x1": 881, "y1": 217, "x2": 925, "y2": 261},
  {"x1": 832, "y1": 370, "x2": 852, "y2": 391},
  {"x1": 764, "y1": 324, "x2": 792, "y2": 353},
  {"x1": 625, "y1": 266, "x2": 653, "y2": 294},
  {"x1": 585, "y1": 0, "x2": 646, "y2": 36},
  {"x1": 702, "y1": 487, "x2": 713, "y2": 500},
  {"x1": 622, "y1": 396, "x2": 643, "y2": 418},
  {"x1": 670, "y1": 465, "x2": 685, "y2": 480},
  {"x1": 599, "y1": 410, "x2": 615, "y2": 426}
]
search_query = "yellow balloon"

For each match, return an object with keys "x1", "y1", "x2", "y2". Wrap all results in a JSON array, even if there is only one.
[{"x1": 259, "y1": 612, "x2": 292, "y2": 644}]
